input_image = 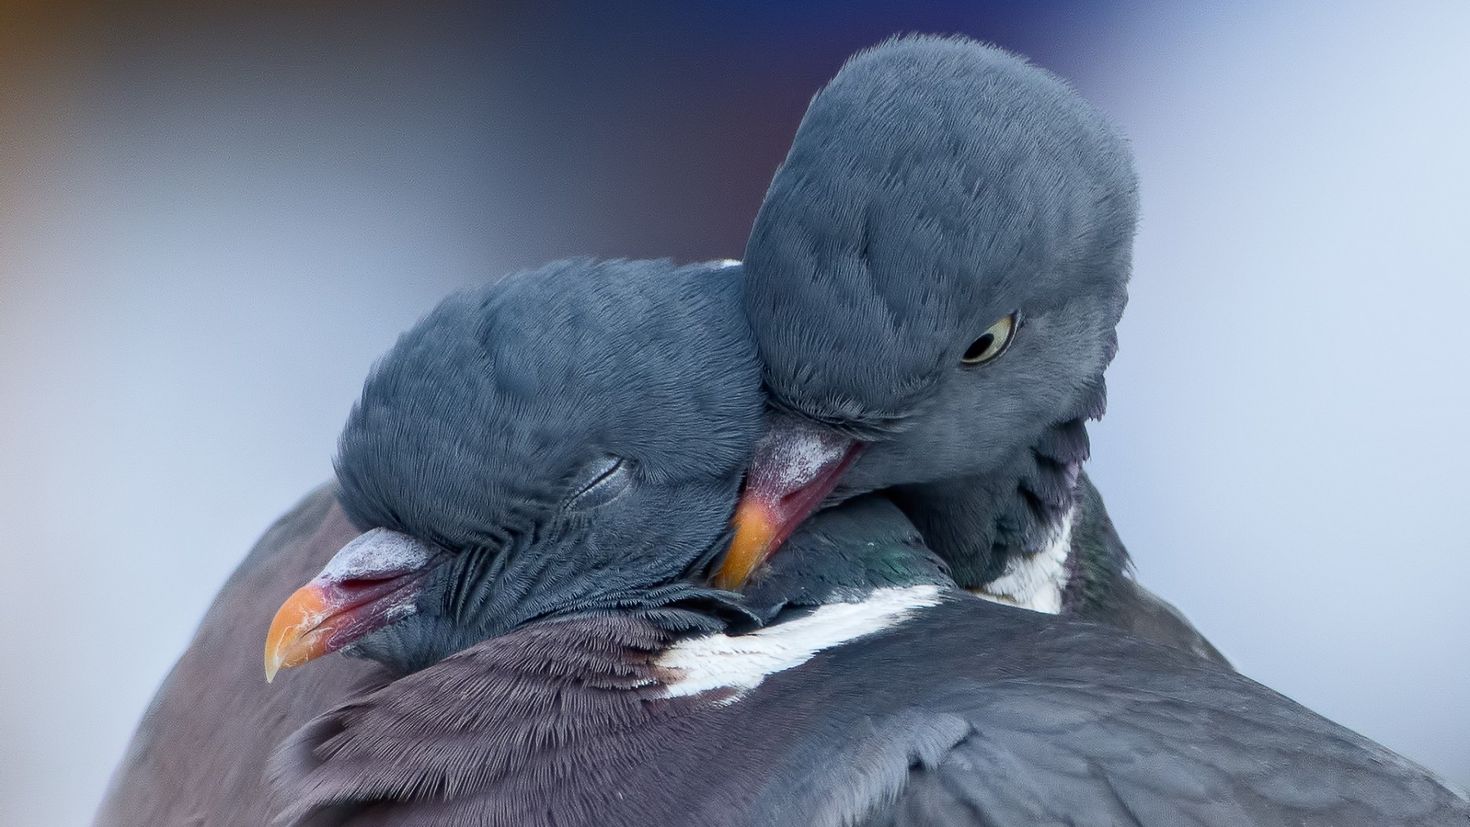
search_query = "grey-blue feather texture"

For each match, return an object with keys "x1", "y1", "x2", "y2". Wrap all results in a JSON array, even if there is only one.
[
  {"x1": 272, "y1": 501, "x2": 1470, "y2": 826},
  {"x1": 94, "y1": 257, "x2": 766, "y2": 826},
  {"x1": 332, "y1": 257, "x2": 763, "y2": 673},
  {"x1": 741, "y1": 35, "x2": 1222, "y2": 661},
  {"x1": 337, "y1": 256, "x2": 761, "y2": 551},
  {"x1": 746, "y1": 34, "x2": 1132, "y2": 443},
  {"x1": 265, "y1": 255, "x2": 1463, "y2": 826},
  {"x1": 95, "y1": 37, "x2": 1462, "y2": 827}
]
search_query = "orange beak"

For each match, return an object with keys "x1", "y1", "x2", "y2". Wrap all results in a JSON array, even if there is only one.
[
  {"x1": 263, "y1": 528, "x2": 441, "y2": 682},
  {"x1": 712, "y1": 416, "x2": 862, "y2": 590},
  {"x1": 264, "y1": 581, "x2": 336, "y2": 682}
]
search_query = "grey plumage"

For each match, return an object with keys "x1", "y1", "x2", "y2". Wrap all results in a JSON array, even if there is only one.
[
  {"x1": 96, "y1": 256, "x2": 762, "y2": 823},
  {"x1": 98, "y1": 40, "x2": 1212, "y2": 823},
  {"x1": 94, "y1": 38, "x2": 1454, "y2": 826},
  {"x1": 743, "y1": 35, "x2": 1220, "y2": 659},
  {"x1": 337, "y1": 257, "x2": 759, "y2": 556},
  {"x1": 748, "y1": 37, "x2": 1130, "y2": 446},
  {"x1": 274, "y1": 500, "x2": 1469, "y2": 826},
  {"x1": 331, "y1": 257, "x2": 763, "y2": 674},
  {"x1": 266, "y1": 255, "x2": 1464, "y2": 825}
]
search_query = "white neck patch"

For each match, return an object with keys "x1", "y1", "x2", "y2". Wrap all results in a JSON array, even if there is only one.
[
  {"x1": 656, "y1": 585, "x2": 942, "y2": 703},
  {"x1": 974, "y1": 506, "x2": 1076, "y2": 614}
]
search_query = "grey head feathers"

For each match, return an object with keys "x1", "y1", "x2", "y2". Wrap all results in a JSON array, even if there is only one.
[
  {"x1": 337, "y1": 257, "x2": 759, "y2": 549},
  {"x1": 333, "y1": 258, "x2": 764, "y2": 672}
]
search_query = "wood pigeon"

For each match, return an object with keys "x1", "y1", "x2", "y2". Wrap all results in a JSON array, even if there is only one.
[
  {"x1": 99, "y1": 256, "x2": 758, "y2": 825},
  {"x1": 719, "y1": 35, "x2": 1224, "y2": 662},
  {"x1": 258, "y1": 257, "x2": 1468, "y2": 825},
  {"x1": 96, "y1": 41, "x2": 1221, "y2": 823}
]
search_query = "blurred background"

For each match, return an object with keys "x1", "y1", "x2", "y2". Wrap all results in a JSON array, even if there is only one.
[{"x1": 3, "y1": 1, "x2": 1468, "y2": 823}]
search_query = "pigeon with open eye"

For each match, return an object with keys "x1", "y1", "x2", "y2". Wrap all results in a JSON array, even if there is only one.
[
  {"x1": 263, "y1": 257, "x2": 1466, "y2": 826},
  {"x1": 717, "y1": 35, "x2": 1224, "y2": 662}
]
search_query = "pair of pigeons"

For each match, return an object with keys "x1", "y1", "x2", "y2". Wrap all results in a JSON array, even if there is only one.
[{"x1": 98, "y1": 36, "x2": 1468, "y2": 826}]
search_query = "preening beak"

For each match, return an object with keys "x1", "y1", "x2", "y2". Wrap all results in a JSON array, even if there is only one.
[
  {"x1": 713, "y1": 416, "x2": 862, "y2": 590},
  {"x1": 264, "y1": 528, "x2": 442, "y2": 682}
]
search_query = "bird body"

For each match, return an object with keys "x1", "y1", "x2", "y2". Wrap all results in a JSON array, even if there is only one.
[
  {"x1": 251, "y1": 256, "x2": 1464, "y2": 825},
  {"x1": 95, "y1": 37, "x2": 1461, "y2": 827},
  {"x1": 272, "y1": 500, "x2": 1468, "y2": 826},
  {"x1": 97, "y1": 256, "x2": 762, "y2": 823}
]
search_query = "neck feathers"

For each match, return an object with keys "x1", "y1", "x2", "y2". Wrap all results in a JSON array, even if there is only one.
[{"x1": 889, "y1": 403, "x2": 1129, "y2": 613}]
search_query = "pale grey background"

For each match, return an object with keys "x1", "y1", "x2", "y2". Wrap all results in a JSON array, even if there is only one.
[{"x1": 2, "y1": 3, "x2": 1466, "y2": 824}]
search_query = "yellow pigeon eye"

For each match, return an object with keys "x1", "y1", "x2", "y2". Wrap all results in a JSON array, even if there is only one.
[{"x1": 961, "y1": 313, "x2": 1018, "y2": 366}]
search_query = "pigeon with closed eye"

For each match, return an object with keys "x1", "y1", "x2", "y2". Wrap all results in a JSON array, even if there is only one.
[
  {"x1": 262, "y1": 257, "x2": 762, "y2": 681},
  {"x1": 718, "y1": 35, "x2": 1224, "y2": 663},
  {"x1": 263, "y1": 256, "x2": 1465, "y2": 826},
  {"x1": 97, "y1": 258, "x2": 758, "y2": 827}
]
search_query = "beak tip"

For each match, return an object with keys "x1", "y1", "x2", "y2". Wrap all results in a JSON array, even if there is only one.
[
  {"x1": 713, "y1": 500, "x2": 777, "y2": 591},
  {"x1": 264, "y1": 642, "x2": 286, "y2": 683},
  {"x1": 262, "y1": 581, "x2": 330, "y2": 682}
]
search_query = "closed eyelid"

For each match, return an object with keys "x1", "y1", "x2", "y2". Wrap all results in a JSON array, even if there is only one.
[
  {"x1": 570, "y1": 457, "x2": 624, "y2": 499},
  {"x1": 562, "y1": 456, "x2": 633, "y2": 511}
]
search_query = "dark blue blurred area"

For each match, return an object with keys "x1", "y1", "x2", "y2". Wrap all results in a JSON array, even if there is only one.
[{"x1": 62, "y1": 1, "x2": 1119, "y2": 262}]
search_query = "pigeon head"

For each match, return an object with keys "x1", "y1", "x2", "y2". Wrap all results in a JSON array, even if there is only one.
[
  {"x1": 716, "y1": 36, "x2": 1136, "y2": 588},
  {"x1": 264, "y1": 258, "x2": 763, "y2": 677}
]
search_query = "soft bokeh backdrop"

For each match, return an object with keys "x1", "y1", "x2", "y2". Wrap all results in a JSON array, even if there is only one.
[{"x1": 3, "y1": 2, "x2": 1467, "y2": 823}]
